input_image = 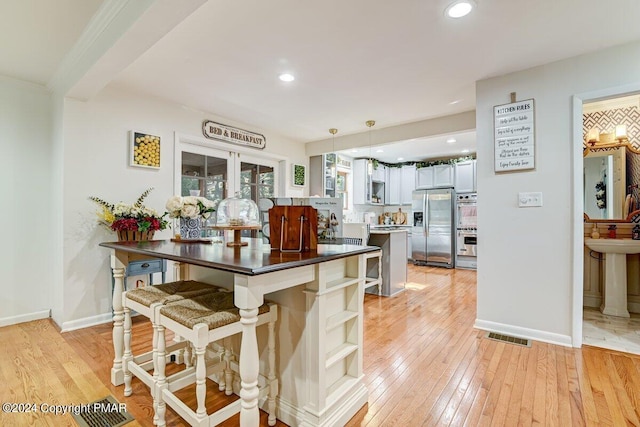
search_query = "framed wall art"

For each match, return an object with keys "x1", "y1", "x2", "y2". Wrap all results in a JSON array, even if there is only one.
[
  {"x1": 493, "y1": 98, "x2": 535, "y2": 173},
  {"x1": 292, "y1": 163, "x2": 306, "y2": 187},
  {"x1": 130, "y1": 131, "x2": 161, "y2": 169}
]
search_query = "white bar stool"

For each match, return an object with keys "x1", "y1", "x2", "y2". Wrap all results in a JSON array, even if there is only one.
[
  {"x1": 121, "y1": 280, "x2": 225, "y2": 422},
  {"x1": 154, "y1": 291, "x2": 278, "y2": 427}
]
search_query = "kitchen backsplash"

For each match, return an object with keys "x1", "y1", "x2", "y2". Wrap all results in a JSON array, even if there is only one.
[{"x1": 346, "y1": 204, "x2": 411, "y2": 223}]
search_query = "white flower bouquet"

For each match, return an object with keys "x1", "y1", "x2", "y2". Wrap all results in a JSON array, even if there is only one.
[{"x1": 165, "y1": 196, "x2": 216, "y2": 219}]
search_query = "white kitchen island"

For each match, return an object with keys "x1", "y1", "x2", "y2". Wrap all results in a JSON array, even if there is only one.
[
  {"x1": 100, "y1": 238, "x2": 379, "y2": 427},
  {"x1": 368, "y1": 229, "x2": 408, "y2": 296}
]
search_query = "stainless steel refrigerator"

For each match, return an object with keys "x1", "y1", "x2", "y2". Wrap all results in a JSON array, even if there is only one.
[{"x1": 411, "y1": 187, "x2": 455, "y2": 268}]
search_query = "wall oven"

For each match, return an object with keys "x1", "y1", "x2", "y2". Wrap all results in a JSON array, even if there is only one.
[{"x1": 456, "y1": 193, "x2": 477, "y2": 269}]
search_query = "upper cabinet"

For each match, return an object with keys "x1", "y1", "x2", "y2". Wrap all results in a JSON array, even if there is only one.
[
  {"x1": 400, "y1": 165, "x2": 416, "y2": 204},
  {"x1": 416, "y1": 164, "x2": 454, "y2": 188},
  {"x1": 353, "y1": 159, "x2": 384, "y2": 205},
  {"x1": 386, "y1": 167, "x2": 401, "y2": 205},
  {"x1": 372, "y1": 163, "x2": 386, "y2": 182},
  {"x1": 309, "y1": 154, "x2": 337, "y2": 197},
  {"x1": 387, "y1": 165, "x2": 415, "y2": 205},
  {"x1": 454, "y1": 160, "x2": 477, "y2": 193}
]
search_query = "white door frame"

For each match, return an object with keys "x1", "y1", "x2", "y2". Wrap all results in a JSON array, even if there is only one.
[
  {"x1": 571, "y1": 82, "x2": 640, "y2": 347},
  {"x1": 174, "y1": 132, "x2": 286, "y2": 198},
  {"x1": 233, "y1": 152, "x2": 281, "y2": 197}
]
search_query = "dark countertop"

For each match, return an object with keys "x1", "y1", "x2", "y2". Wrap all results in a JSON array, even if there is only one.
[{"x1": 100, "y1": 238, "x2": 378, "y2": 276}]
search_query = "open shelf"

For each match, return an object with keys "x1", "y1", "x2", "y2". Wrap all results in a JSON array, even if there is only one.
[
  {"x1": 325, "y1": 342, "x2": 358, "y2": 369},
  {"x1": 326, "y1": 310, "x2": 358, "y2": 331},
  {"x1": 324, "y1": 276, "x2": 360, "y2": 293}
]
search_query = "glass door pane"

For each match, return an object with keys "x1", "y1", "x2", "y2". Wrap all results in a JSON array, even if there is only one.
[
  {"x1": 239, "y1": 158, "x2": 277, "y2": 238},
  {"x1": 180, "y1": 149, "x2": 230, "y2": 236}
]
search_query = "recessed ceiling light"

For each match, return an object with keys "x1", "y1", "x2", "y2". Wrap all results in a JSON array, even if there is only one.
[
  {"x1": 445, "y1": 0, "x2": 475, "y2": 18},
  {"x1": 397, "y1": 157, "x2": 404, "y2": 161},
  {"x1": 279, "y1": 73, "x2": 295, "y2": 82},
  {"x1": 449, "y1": 100, "x2": 461, "y2": 105},
  {"x1": 461, "y1": 149, "x2": 470, "y2": 153},
  {"x1": 376, "y1": 149, "x2": 384, "y2": 153},
  {"x1": 446, "y1": 138, "x2": 456, "y2": 144}
]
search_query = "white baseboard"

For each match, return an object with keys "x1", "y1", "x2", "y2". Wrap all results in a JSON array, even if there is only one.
[
  {"x1": 60, "y1": 312, "x2": 112, "y2": 332},
  {"x1": 474, "y1": 319, "x2": 573, "y2": 348},
  {"x1": 0, "y1": 309, "x2": 51, "y2": 327},
  {"x1": 276, "y1": 397, "x2": 305, "y2": 427}
]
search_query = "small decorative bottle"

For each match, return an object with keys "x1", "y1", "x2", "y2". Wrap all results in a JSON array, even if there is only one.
[
  {"x1": 590, "y1": 223, "x2": 600, "y2": 239},
  {"x1": 608, "y1": 224, "x2": 617, "y2": 238},
  {"x1": 633, "y1": 225, "x2": 640, "y2": 240}
]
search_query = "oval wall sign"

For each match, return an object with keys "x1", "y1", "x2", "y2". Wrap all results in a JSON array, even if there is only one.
[{"x1": 202, "y1": 120, "x2": 266, "y2": 150}]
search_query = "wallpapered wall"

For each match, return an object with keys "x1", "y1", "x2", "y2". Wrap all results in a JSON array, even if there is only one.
[
  {"x1": 583, "y1": 106, "x2": 640, "y2": 148},
  {"x1": 583, "y1": 106, "x2": 640, "y2": 212}
]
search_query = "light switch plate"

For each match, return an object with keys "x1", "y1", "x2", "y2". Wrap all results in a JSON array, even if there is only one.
[{"x1": 518, "y1": 192, "x2": 543, "y2": 207}]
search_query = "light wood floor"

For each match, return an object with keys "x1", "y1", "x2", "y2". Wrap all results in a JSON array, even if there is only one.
[{"x1": 1, "y1": 264, "x2": 640, "y2": 426}]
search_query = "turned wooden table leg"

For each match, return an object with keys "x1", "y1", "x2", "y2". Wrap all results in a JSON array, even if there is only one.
[
  {"x1": 110, "y1": 254, "x2": 126, "y2": 385},
  {"x1": 239, "y1": 307, "x2": 260, "y2": 427}
]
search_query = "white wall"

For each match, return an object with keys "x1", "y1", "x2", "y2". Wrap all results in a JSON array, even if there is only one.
[
  {"x1": 0, "y1": 76, "x2": 53, "y2": 326},
  {"x1": 475, "y1": 40, "x2": 640, "y2": 346},
  {"x1": 58, "y1": 86, "x2": 307, "y2": 328}
]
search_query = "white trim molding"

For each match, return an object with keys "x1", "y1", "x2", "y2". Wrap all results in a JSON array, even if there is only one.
[
  {"x1": 60, "y1": 312, "x2": 113, "y2": 333},
  {"x1": 0, "y1": 310, "x2": 51, "y2": 328},
  {"x1": 474, "y1": 319, "x2": 573, "y2": 348}
]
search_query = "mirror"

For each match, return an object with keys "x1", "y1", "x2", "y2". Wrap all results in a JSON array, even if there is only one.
[{"x1": 583, "y1": 146, "x2": 625, "y2": 219}]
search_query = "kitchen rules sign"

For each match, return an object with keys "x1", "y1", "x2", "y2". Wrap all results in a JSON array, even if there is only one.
[{"x1": 494, "y1": 99, "x2": 535, "y2": 173}]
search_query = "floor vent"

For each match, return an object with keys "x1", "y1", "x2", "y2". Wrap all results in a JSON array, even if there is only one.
[
  {"x1": 486, "y1": 332, "x2": 531, "y2": 347},
  {"x1": 71, "y1": 395, "x2": 134, "y2": 427}
]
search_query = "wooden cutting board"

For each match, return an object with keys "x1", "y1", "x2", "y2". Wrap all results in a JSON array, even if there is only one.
[
  {"x1": 393, "y1": 210, "x2": 407, "y2": 225},
  {"x1": 268, "y1": 206, "x2": 318, "y2": 251}
]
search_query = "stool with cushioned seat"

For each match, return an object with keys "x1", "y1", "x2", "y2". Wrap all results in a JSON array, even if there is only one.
[
  {"x1": 121, "y1": 280, "x2": 225, "y2": 422},
  {"x1": 154, "y1": 291, "x2": 278, "y2": 427}
]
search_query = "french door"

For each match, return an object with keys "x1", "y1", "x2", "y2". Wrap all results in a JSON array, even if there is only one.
[{"x1": 175, "y1": 137, "x2": 279, "y2": 236}]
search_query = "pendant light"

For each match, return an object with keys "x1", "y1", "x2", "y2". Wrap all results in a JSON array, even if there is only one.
[
  {"x1": 366, "y1": 120, "x2": 375, "y2": 175},
  {"x1": 329, "y1": 128, "x2": 338, "y2": 178}
]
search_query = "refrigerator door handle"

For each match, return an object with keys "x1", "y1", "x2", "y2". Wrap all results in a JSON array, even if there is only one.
[{"x1": 424, "y1": 193, "x2": 428, "y2": 237}]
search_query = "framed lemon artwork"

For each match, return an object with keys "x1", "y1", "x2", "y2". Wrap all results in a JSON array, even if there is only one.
[{"x1": 130, "y1": 131, "x2": 161, "y2": 169}]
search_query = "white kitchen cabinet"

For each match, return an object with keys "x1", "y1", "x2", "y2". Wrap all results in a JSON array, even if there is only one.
[
  {"x1": 416, "y1": 165, "x2": 453, "y2": 188},
  {"x1": 416, "y1": 167, "x2": 434, "y2": 188},
  {"x1": 353, "y1": 159, "x2": 384, "y2": 204},
  {"x1": 310, "y1": 154, "x2": 337, "y2": 197},
  {"x1": 372, "y1": 163, "x2": 386, "y2": 182},
  {"x1": 400, "y1": 165, "x2": 416, "y2": 204},
  {"x1": 433, "y1": 164, "x2": 454, "y2": 187},
  {"x1": 353, "y1": 159, "x2": 368, "y2": 205},
  {"x1": 455, "y1": 160, "x2": 476, "y2": 193},
  {"x1": 386, "y1": 167, "x2": 401, "y2": 205}
]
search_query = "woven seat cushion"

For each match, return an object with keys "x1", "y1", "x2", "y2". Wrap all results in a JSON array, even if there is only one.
[
  {"x1": 160, "y1": 292, "x2": 270, "y2": 330},
  {"x1": 125, "y1": 280, "x2": 224, "y2": 307}
]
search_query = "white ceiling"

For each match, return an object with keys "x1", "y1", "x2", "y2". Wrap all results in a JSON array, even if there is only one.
[
  {"x1": 0, "y1": 0, "x2": 102, "y2": 84},
  {"x1": 5, "y1": 0, "x2": 640, "y2": 161}
]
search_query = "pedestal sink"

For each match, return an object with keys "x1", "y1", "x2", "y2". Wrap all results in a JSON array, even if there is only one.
[{"x1": 584, "y1": 238, "x2": 640, "y2": 318}]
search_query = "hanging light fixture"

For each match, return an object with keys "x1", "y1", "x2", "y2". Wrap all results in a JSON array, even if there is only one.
[
  {"x1": 366, "y1": 120, "x2": 375, "y2": 175},
  {"x1": 329, "y1": 128, "x2": 338, "y2": 178}
]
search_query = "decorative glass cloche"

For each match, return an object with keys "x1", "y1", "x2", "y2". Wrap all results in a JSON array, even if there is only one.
[{"x1": 215, "y1": 192, "x2": 261, "y2": 227}]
